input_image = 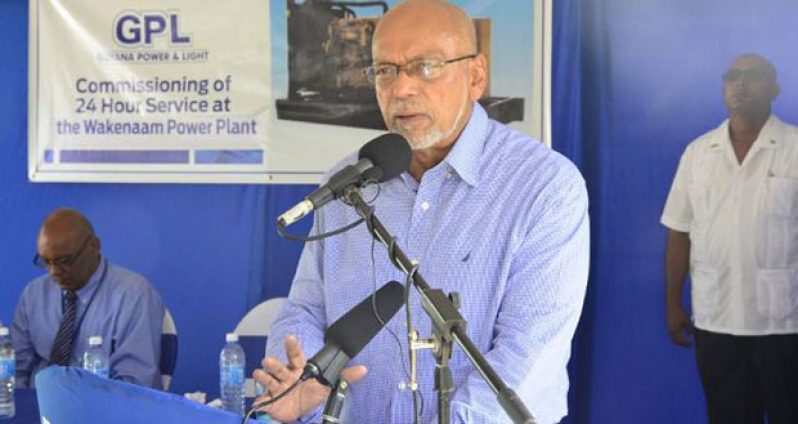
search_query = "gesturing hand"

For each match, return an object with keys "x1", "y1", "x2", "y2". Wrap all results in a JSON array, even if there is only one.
[{"x1": 252, "y1": 335, "x2": 368, "y2": 422}]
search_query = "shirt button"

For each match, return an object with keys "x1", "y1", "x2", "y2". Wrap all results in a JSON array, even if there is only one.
[{"x1": 421, "y1": 201, "x2": 430, "y2": 211}]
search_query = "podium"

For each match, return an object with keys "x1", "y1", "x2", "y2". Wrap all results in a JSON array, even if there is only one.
[{"x1": 35, "y1": 367, "x2": 256, "y2": 423}]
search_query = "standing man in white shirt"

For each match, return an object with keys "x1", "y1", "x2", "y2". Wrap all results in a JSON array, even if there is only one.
[{"x1": 662, "y1": 53, "x2": 798, "y2": 424}]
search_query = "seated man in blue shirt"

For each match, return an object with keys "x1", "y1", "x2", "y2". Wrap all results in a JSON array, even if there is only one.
[
  {"x1": 253, "y1": 1, "x2": 590, "y2": 423},
  {"x1": 11, "y1": 208, "x2": 165, "y2": 389}
]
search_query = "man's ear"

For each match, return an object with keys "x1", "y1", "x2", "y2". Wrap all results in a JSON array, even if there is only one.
[
  {"x1": 468, "y1": 54, "x2": 488, "y2": 101},
  {"x1": 91, "y1": 235, "x2": 101, "y2": 252},
  {"x1": 770, "y1": 81, "x2": 781, "y2": 101}
]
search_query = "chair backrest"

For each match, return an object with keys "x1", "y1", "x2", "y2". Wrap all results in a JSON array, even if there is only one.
[
  {"x1": 234, "y1": 297, "x2": 285, "y2": 397},
  {"x1": 160, "y1": 308, "x2": 178, "y2": 391}
]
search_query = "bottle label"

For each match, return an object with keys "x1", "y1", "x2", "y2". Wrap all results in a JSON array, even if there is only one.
[
  {"x1": 0, "y1": 358, "x2": 14, "y2": 379},
  {"x1": 220, "y1": 364, "x2": 244, "y2": 386}
]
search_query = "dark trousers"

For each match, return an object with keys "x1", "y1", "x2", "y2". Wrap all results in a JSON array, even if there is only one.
[{"x1": 694, "y1": 328, "x2": 798, "y2": 424}]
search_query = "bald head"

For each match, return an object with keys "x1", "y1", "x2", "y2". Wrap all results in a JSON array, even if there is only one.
[
  {"x1": 731, "y1": 53, "x2": 777, "y2": 82},
  {"x1": 40, "y1": 208, "x2": 95, "y2": 241},
  {"x1": 374, "y1": 0, "x2": 477, "y2": 58},
  {"x1": 37, "y1": 208, "x2": 101, "y2": 291}
]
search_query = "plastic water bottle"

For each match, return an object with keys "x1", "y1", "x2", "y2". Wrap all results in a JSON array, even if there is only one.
[
  {"x1": 0, "y1": 326, "x2": 15, "y2": 419},
  {"x1": 81, "y1": 336, "x2": 109, "y2": 378},
  {"x1": 220, "y1": 333, "x2": 245, "y2": 416}
]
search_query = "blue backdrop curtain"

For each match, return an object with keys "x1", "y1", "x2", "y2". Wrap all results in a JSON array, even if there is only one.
[
  {"x1": 553, "y1": 0, "x2": 798, "y2": 423},
  {"x1": 552, "y1": 1, "x2": 608, "y2": 422}
]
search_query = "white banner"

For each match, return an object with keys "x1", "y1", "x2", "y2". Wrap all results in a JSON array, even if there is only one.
[{"x1": 29, "y1": 0, "x2": 550, "y2": 184}]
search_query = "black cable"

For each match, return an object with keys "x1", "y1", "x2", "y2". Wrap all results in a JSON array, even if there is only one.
[
  {"x1": 369, "y1": 243, "x2": 425, "y2": 423},
  {"x1": 404, "y1": 262, "x2": 423, "y2": 424},
  {"x1": 277, "y1": 181, "x2": 381, "y2": 243},
  {"x1": 362, "y1": 193, "x2": 423, "y2": 423},
  {"x1": 278, "y1": 217, "x2": 364, "y2": 242},
  {"x1": 241, "y1": 377, "x2": 303, "y2": 424},
  {"x1": 360, "y1": 200, "x2": 424, "y2": 423}
]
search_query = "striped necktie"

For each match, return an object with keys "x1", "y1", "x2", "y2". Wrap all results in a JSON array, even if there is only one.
[{"x1": 50, "y1": 290, "x2": 78, "y2": 366}]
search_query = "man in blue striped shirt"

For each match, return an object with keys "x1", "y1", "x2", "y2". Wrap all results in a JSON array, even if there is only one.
[
  {"x1": 11, "y1": 208, "x2": 164, "y2": 389},
  {"x1": 256, "y1": 1, "x2": 590, "y2": 422}
]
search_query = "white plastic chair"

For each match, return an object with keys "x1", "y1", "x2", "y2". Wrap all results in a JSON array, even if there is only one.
[
  {"x1": 234, "y1": 297, "x2": 286, "y2": 397},
  {"x1": 161, "y1": 309, "x2": 178, "y2": 391}
]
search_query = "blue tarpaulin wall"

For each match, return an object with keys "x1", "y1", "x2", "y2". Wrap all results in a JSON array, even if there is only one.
[
  {"x1": 554, "y1": 1, "x2": 798, "y2": 423},
  {"x1": 1, "y1": 0, "x2": 797, "y2": 422}
]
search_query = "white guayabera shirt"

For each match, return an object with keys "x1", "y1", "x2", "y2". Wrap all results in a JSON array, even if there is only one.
[{"x1": 662, "y1": 115, "x2": 798, "y2": 335}]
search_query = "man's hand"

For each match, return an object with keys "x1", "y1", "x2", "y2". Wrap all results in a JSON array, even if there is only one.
[
  {"x1": 252, "y1": 335, "x2": 367, "y2": 422},
  {"x1": 667, "y1": 304, "x2": 693, "y2": 347},
  {"x1": 665, "y1": 230, "x2": 692, "y2": 348}
]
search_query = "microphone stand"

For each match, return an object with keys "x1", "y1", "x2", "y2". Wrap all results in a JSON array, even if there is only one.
[
  {"x1": 342, "y1": 187, "x2": 536, "y2": 424},
  {"x1": 321, "y1": 378, "x2": 349, "y2": 424}
]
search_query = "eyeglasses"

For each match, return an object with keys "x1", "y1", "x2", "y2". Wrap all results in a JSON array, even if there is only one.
[
  {"x1": 33, "y1": 236, "x2": 92, "y2": 269},
  {"x1": 723, "y1": 68, "x2": 770, "y2": 83},
  {"x1": 365, "y1": 54, "x2": 478, "y2": 86}
]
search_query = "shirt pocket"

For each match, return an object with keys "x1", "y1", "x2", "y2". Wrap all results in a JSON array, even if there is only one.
[
  {"x1": 756, "y1": 269, "x2": 798, "y2": 321},
  {"x1": 763, "y1": 176, "x2": 798, "y2": 217},
  {"x1": 758, "y1": 177, "x2": 798, "y2": 268},
  {"x1": 690, "y1": 264, "x2": 720, "y2": 323}
]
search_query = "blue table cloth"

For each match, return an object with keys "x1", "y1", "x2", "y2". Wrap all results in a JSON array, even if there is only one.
[
  {"x1": 3, "y1": 389, "x2": 39, "y2": 424},
  {"x1": 35, "y1": 367, "x2": 258, "y2": 423}
]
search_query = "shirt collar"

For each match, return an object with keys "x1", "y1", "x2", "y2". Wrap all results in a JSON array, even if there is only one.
[
  {"x1": 442, "y1": 102, "x2": 488, "y2": 187},
  {"x1": 752, "y1": 115, "x2": 785, "y2": 150},
  {"x1": 714, "y1": 114, "x2": 785, "y2": 151},
  {"x1": 67, "y1": 257, "x2": 107, "y2": 301}
]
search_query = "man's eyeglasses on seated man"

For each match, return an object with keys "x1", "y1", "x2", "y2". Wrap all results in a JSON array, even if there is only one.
[{"x1": 33, "y1": 235, "x2": 92, "y2": 269}]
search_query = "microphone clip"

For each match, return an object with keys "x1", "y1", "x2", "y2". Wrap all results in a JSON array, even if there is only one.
[{"x1": 321, "y1": 378, "x2": 350, "y2": 424}]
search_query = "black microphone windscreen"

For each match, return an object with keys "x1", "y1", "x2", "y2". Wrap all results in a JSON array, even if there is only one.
[
  {"x1": 324, "y1": 281, "x2": 404, "y2": 358},
  {"x1": 358, "y1": 133, "x2": 412, "y2": 182}
]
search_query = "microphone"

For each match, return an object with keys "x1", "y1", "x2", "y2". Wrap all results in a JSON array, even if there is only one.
[
  {"x1": 300, "y1": 280, "x2": 404, "y2": 387},
  {"x1": 278, "y1": 133, "x2": 412, "y2": 227}
]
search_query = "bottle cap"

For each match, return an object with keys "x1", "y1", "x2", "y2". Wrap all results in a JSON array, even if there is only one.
[
  {"x1": 89, "y1": 336, "x2": 103, "y2": 346},
  {"x1": 225, "y1": 333, "x2": 239, "y2": 343},
  {"x1": 0, "y1": 327, "x2": 8, "y2": 336}
]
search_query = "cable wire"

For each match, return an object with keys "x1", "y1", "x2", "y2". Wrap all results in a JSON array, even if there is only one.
[
  {"x1": 241, "y1": 377, "x2": 303, "y2": 424},
  {"x1": 361, "y1": 195, "x2": 424, "y2": 423},
  {"x1": 276, "y1": 181, "x2": 381, "y2": 243}
]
